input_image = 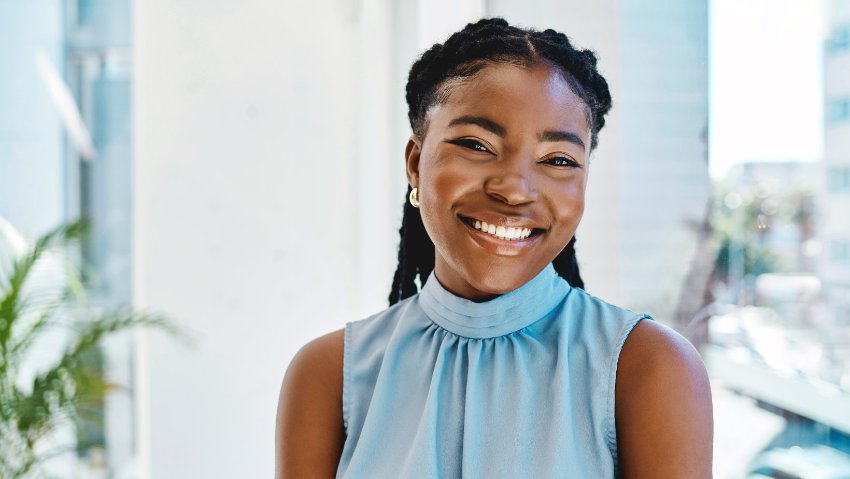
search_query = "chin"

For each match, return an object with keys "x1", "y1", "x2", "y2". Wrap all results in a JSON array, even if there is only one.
[
  {"x1": 462, "y1": 264, "x2": 540, "y2": 297},
  {"x1": 469, "y1": 278, "x2": 517, "y2": 297},
  {"x1": 434, "y1": 239, "x2": 557, "y2": 300}
]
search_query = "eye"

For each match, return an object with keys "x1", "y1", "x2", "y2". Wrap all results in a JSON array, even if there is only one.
[
  {"x1": 541, "y1": 156, "x2": 581, "y2": 168},
  {"x1": 448, "y1": 138, "x2": 491, "y2": 153}
]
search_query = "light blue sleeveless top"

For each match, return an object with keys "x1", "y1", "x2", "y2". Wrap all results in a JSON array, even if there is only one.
[{"x1": 335, "y1": 264, "x2": 650, "y2": 478}]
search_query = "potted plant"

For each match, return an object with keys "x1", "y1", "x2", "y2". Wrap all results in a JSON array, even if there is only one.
[{"x1": 0, "y1": 218, "x2": 180, "y2": 477}]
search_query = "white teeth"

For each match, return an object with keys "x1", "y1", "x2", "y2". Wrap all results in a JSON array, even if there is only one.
[{"x1": 471, "y1": 219, "x2": 533, "y2": 241}]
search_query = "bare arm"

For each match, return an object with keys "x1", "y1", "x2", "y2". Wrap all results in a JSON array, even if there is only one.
[
  {"x1": 275, "y1": 328, "x2": 346, "y2": 479},
  {"x1": 615, "y1": 320, "x2": 714, "y2": 478}
]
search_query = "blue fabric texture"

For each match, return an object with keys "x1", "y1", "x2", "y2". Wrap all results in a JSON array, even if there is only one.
[{"x1": 335, "y1": 263, "x2": 650, "y2": 478}]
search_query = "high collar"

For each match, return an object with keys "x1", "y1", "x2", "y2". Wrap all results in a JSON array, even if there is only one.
[{"x1": 418, "y1": 263, "x2": 571, "y2": 339}]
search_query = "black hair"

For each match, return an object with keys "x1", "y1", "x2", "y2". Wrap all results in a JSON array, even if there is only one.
[{"x1": 389, "y1": 17, "x2": 611, "y2": 305}]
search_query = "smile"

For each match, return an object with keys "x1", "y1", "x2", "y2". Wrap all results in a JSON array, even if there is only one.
[
  {"x1": 473, "y1": 220, "x2": 531, "y2": 241},
  {"x1": 458, "y1": 215, "x2": 545, "y2": 243}
]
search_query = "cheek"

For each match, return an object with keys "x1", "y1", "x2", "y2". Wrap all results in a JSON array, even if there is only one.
[
  {"x1": 550, "y1": 178, "x2": 586, "y2": 225},
  {"x1": 420, "y1": 158, "x2": 477, "y2": 214},
  {"x1": 417, "y1": 157, "x2": 494, "y2": 267},
  {"x1": 416, "y1": 164, "x2": 463, "y2": 245}
]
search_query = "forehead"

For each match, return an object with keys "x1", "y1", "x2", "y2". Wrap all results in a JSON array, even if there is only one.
[{"x1": 428, "y1": 62, "x2": 590, "y2": 135}]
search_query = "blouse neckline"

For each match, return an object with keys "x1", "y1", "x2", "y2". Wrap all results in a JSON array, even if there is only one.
[{"x1": 418, "y1": 263, "x2": 571, "y2": 339}]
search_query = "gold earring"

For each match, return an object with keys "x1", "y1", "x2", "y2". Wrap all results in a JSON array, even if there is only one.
[{"x1": 409, "y1": 187, "x2": 420, "y2": 208}]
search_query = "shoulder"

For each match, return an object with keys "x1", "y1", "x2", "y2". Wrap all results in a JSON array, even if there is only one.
[
  {"x1": 278, "y1": 328, "x2": 345, "y2": 414},
  {"x1": 614, "y1": 319, "x2": 714, "y2": 478},
  {"x1": 618, "y1": 319, "x2": 706, "y2": 377},
  {"x1": 275, "y1": 328, "x2": 345, "y2": 478},
  {"x1": 287, "y1": 328, "x2": 345, "y2": 385}
]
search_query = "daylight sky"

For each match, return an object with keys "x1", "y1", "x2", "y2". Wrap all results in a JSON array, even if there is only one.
[{"x1": 710, "y1": 0, "x2": 825, "y2": 179}]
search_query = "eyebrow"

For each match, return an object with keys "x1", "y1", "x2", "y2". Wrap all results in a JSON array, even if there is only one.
[
  {"x1": 447, "y1": 115, "x2": 586, "y2": 150},
  {"x1": 448, "y1": 115, "x2": 506, "y2": 137},
  {"x1": 539, "y1": 130, "x2": 586, "y2": 150}
]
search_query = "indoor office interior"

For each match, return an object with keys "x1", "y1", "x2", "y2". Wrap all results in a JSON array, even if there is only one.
[{"x1": 1, "y1": 0, "x2": 849, "y2": 478}]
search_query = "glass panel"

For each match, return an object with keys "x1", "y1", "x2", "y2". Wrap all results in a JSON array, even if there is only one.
[
  {"x1": 827, "y1": 24, "x2": 850, "y2": 54},
  {"x1": 826, "y1": 98, "x2": 850, "y2": 124},
  {"x1": 0, "y1": 0, "x2": 134, "y2": 476},
  {"x1": 710, "y1": 1, "x2": 850, "y2": 477},
  {"x1": 64, "y1": 1, "x2": 135, "y2": 473}
]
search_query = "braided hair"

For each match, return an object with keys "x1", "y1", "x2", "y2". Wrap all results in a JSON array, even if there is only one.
[{"x1": 389, "y1": 17, "x2": 612, "y2": 306}]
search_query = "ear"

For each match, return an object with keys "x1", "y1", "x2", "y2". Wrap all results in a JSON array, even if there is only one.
[{"x1": 404, "y1": 135, "x2": 422, "y2": 188}]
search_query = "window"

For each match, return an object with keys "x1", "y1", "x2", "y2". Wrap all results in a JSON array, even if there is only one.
[
  {"x1": 74, "y1": 0, "x2": 94, "y2": 27},
  {"x1": 709, "y1": 2, "x2": 850, "y2": 476},
  {"x1": 826, "y1": 98, "x2": 850, "y2": 124},
  {"x1": 1, "y1": 0, "x2": 134, "y2": 475},
  {"x1": 826, "y1": 24, "x2": 850, "y2": 55},
  {"x1": 828, "y1": 167, "x2": 850, "y2": 192}
]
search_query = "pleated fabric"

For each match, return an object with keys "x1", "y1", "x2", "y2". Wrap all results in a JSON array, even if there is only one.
[{"x1": 335, "y1": 264, "x2": 650, "y2": 479}]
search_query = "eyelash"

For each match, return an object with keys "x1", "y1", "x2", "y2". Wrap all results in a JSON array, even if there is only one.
[
  {"x1": 450, "y1": 138, "x2": 490, "y2": 152},
  {"x1": 541, "y1": 157, "x2": 581, "y2": 168},
  {"x1": 449, "y1": 138, "x2": 580, "y2": 168}
]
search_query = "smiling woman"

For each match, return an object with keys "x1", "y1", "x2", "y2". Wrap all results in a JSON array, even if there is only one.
[
  {"x1": 407, "y1": 61, "x2": 590, "y2": 300},
  {"x1": 275, "y1": 17, "x2": 713, "y2": 479}
]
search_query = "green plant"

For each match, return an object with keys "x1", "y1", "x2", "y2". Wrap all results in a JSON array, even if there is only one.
[{"x1": 0, "y1": 219, "x2": 179, "y2": 478}]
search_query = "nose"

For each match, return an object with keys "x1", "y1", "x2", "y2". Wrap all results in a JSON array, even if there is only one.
[{"x1": 483, "y1": 159, "x2": 537, "y2": 205}]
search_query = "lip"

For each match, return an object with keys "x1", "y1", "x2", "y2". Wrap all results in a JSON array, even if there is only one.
[{"x1": 458, "y1": 215, "x2": 545, "y2": 257}]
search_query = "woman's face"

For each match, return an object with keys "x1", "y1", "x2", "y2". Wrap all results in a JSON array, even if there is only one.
[{"x1": 406, "y1": 62, "x2": 591, "y2": 301}]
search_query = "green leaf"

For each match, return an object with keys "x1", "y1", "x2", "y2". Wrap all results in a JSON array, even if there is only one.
[{"x1": 0, "y1": 219, "x2": 184, "y2": 478}]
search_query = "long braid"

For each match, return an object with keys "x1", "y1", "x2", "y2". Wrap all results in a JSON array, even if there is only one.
[
  {"x1": 389, "y1": 186, "x2": 434, "y2": 305},
  {"x1": 388, "y1": 202, "x2": 412, "y2": 305},
  {"x1": 552, "y1": 237, "x2": 584, "y2": 289},
  {"x1": 390, "y1": 17, "x2": 611, "y2": 305}
]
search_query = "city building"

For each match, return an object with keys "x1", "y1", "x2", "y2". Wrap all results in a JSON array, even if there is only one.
[{"x1": 820, "y1": 0, "x2": 850, "y2": 327}]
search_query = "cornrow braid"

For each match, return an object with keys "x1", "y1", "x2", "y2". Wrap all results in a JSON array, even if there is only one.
[{"x1": 390, "y1": 17, "x2": 610, "y2": 305}]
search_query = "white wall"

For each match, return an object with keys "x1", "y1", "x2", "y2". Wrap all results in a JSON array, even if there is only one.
[{"x1": 134, "y1": 2, "x2": 361, "y2": 477}]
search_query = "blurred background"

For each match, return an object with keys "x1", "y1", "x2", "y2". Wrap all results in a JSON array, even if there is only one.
[{"x1": 0, "y1": 0, "x2": 848, "y2": 477}]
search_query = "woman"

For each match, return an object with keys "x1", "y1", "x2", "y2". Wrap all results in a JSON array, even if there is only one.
[{"x1": 276, "y1": 18, "x2": 713, "y2": 479}]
